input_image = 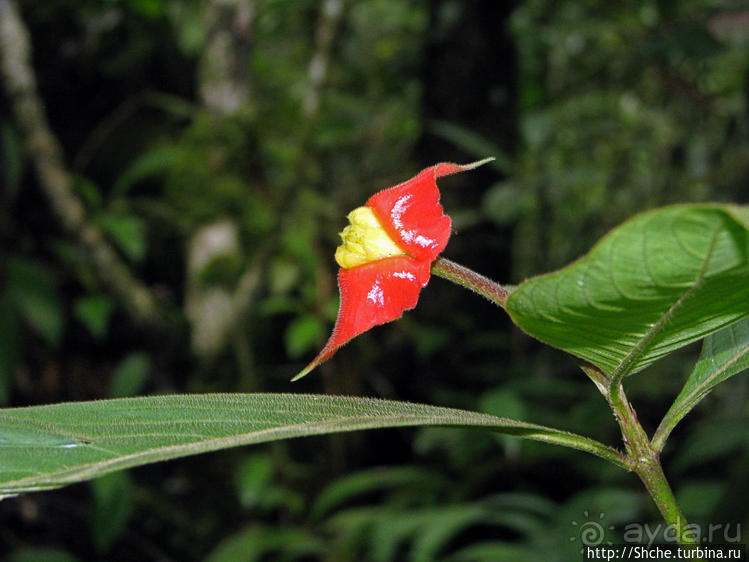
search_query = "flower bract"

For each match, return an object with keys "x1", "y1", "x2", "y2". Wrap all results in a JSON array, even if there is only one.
[{"x1": 293, "y1": 158, "x2": 492, "y2": 380}]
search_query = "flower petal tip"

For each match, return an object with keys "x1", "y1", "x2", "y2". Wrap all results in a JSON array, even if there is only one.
[
  {"x1": 466, "y1": 156, "x2": 495, "y2": 169},
  {"x1": 292, "y1": 349, "x2": 333, "y2": 381},
  {"x1": 430, "y1": 157, "x2": 494, "y2": 176},
  {"x1": 439, "y1": 157, "x2": 495, "y2": 174},
  {"x1": 290, "y1": 368, "x2": 310, "y2": 382}
]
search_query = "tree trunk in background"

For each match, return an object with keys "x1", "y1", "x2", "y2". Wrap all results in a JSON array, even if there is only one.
[
  {"x1": 198, "y1": 0, "x2": 255, "y2": 115},
  {"x1": 186, "y1": 0, "x2": 255, "y2": 359}
]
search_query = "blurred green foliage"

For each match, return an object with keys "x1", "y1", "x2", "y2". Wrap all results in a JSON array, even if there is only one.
[{"x1": 0, "y1": 0, "x2": 747, "y2": 560}]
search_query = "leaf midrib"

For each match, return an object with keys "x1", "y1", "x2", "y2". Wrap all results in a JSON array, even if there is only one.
[
  {"x1": 608, "y1": 221, "x2": 723, "y2": 383},
  {"x1": 672, "y1": 334, "x2": 749, "y2": 418}
]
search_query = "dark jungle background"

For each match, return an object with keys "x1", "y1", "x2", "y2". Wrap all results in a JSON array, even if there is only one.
[{"x1": 1, "y1": 0, "x2": 748, "y2": 560}]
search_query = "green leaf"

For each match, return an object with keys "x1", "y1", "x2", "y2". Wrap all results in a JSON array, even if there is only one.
[
  {"x1": 310, "y1": 466, "x2": 446, "y2": 520},
  {"x1": 0, "y1": 394, "x2": 627, "y2": 496},
  {"x1": 0, "y1": 425, "x2": 81, "y2": 448},
  {"x1": 654, "y1": 318, "x2": 749, "y2": 450},
  {"x1": 95, "y1": 211, "x2": 147, "y2": 263},
  {"x1": 109, "y1": 352, "x2": 151, "y2": 398},
  {"x1": 73, "y1": 294, "x2": 114, "y2": 340},
  {"x1": 127, "y1": 0, "x2": 165, "y2": 19},
  {"x1": 506, "y1": 204, "x2": 749, "y2": 377},
  {"x1": 369, "y1": 505, "x2": 486, "y2": 562},
  {"x1": 90, "y1": 471, "x2": 134, "y2": 553},
  {"x1": 112, "y1": 146, "x2": 181, "y2": 198},
  {"x1": 409, "y1": 505, "x2": 489, "y2": 562},
  {"x1": 235, "y1": 454, "x2": 273, "y2": 509},
  {"x1": 71, "y1": 175, "x2": 103, "y2": 210},
  {"x1": 285, "y1": 315, "x2": 325, "y2": 359},
  {"x1": 205, "y1": 526, "x2": 324, "y2": 562},
  {"x1": 234, "y1": 453, "x2": 304, "y2": 514},
  {"x1": 479, "y1": 388, "x2": 527, "y2": 458},
  {"x1": 6, "y1": 258, "x2": 64, "y2": 347}
]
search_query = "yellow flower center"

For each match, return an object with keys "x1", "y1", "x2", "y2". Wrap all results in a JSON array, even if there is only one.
[{"x1": 335, "y1": 207, "x2": 406, "y2": 269}]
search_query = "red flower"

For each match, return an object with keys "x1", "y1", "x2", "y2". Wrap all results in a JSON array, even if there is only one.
[{"x1": 293, "y1": 160, "x2": 491, "y2": 380}]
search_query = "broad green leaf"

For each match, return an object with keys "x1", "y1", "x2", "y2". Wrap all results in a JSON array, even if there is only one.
[
  {"x1": 0, "y1": 394, "x2": 627, "y2": 496},
  {"x1": 507, "y1": 204, "x2": 749, "y2": 377},
  {"x1": 0, "y1": 426, "x2": 81, "y2": 448},
  {"x1": 654, "y1": 318, "x2": 749, "y2": 450}
]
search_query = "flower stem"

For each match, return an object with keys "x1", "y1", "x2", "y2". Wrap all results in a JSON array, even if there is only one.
[{"x1": 431, "y1": 257, "x2": 511, "y2": 309}]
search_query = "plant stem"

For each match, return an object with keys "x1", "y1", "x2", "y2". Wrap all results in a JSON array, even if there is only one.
[
  {"x1": 582, "y1": 365, "x2": 698, "y2": 549},
  {"x1": 431, "y1": 257, "x2": 512, "y2": 309}
]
